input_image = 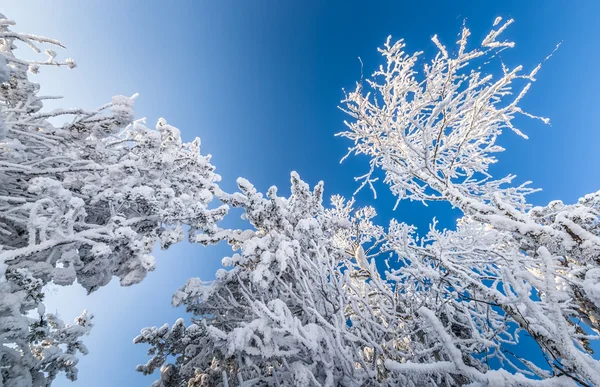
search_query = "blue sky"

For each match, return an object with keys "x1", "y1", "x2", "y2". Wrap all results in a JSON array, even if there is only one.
[{"x1": 4, "y1": 1, "x2": 600, "y2": 385}]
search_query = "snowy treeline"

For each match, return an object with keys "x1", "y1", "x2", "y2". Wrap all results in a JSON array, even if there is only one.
[{"x1": 1, "y1": 12, "x2": 599, "y2": 387}]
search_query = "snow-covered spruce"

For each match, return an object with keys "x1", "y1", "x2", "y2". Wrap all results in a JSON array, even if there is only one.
[{"x1": 0, "y1": 15, "x2": 226, "y2": 386}]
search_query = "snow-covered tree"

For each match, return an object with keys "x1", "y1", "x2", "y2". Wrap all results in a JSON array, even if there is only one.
[
  {"x1": 340, "y1": 18, "x2": 600, "y2": 386},
  {"x1": 135, "y1": 173, "x2": 378, "y2": 386},
  {"x1": 0, "y1": 14, "x2": 226, "y2": 386},
  {"x1": 136, "y1": 19, "x2": 600, "y2": 387}
]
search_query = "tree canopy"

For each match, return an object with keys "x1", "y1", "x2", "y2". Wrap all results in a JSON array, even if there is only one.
[{"x1": 1, "y1": 12, "x2": 599, "y2": 387}]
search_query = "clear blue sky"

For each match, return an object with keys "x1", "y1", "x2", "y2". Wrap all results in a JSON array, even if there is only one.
[{"x1": 3, "y1": 1, "x2": 600, "y2": 385}]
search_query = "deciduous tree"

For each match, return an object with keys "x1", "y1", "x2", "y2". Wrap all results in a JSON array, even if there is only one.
[
  {"x1": 137, "y1": 19, "x2": 600, "y2": 386},
  {"x1": 0, "y1": 14, "x2": 226, "y2": 386}
]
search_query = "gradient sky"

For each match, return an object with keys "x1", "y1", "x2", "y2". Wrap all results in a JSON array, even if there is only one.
[{"x1": 3, "y1": 1, "x2": 600, "y2": 385}]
